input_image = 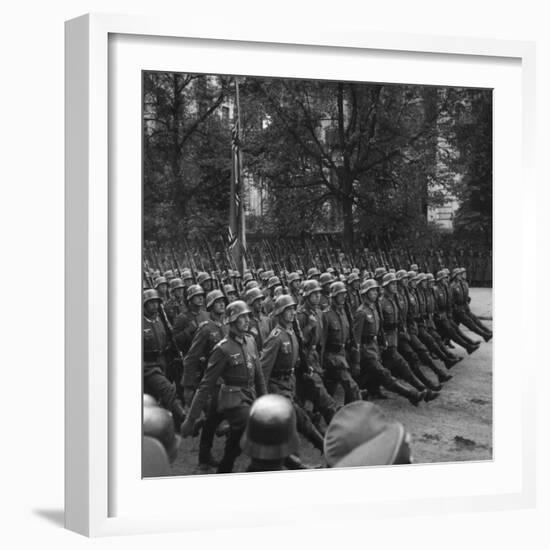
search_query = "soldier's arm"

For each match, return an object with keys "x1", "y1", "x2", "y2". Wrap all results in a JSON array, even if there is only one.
[
  {"x1": 260, "y1": 331, "x2": 282, "y2": 382},
  {"x1": 186, "y1": 345, "x2": 226, "y2": 422},
  {"x1": 181, "y1": 323, "x2": 209, "y2": 389},
  {"x1": 353, "y1": 309, "x2": 366, "y2": 346}
]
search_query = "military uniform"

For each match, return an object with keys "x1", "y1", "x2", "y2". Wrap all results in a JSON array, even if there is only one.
[
  {"x1": 451, "y1": 277, "x2": 492, "y2": 340},
  {"x1": 186, "y1": 331, "x2": 266, "y2": 473},
  {"x1": 319, "y1": 292, "x2": 331, "y2": 312},
  {"x1": 354, "y1": 301, "x2": 422, "y2": 402},
  {"x1": 261, "y1": 323, "x2": 325, "y2": 450},
  {"x1": 143, "y1": 313, "x2": 184, "y2": 423},
  {"x1": 378, "y1": 294, "x2": 428, "y2": 392},
  {"x1": 173, "y1": 308, "x2": 209, "y2": 356},
  {"x1": 164, "y1": 295, "x2": 187, "y2": 325},
  {"x1": 347, "y1": 286, "x2": 361, "y2": 314},
  {"x1": 322, "y1": 305, "x2": 361, "y2": 403},
  {"x1": 248, "y1": 311, "x2": 272, "y2": 351},
  {"x1": 296, "y1": 303, "x2": 339, "y2": 424}
]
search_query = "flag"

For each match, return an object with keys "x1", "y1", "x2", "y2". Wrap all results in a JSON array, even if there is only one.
[{"x1": 229, "y1": 79, "x2": 246, "y2": 273}]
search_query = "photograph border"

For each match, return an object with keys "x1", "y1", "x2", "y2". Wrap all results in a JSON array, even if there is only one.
[{"x1": 65, "y1": 13, "x2": 536, "y2": 537}]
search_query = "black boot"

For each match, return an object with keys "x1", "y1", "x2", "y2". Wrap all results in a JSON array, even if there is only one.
[
  {"x1": 198, "y1": 447, "x2": 220, "y2": 470},
  {"x1": 392, "y1": 380, "x2": 426, "y2": 407},
  {"x1": 424, "y1": 389, "x2": 440, "y2": 402}
]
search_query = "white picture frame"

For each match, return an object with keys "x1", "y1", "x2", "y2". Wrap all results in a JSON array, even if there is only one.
[{"x1": 65, "y1": 13, "x2": 537, "y2": 537}]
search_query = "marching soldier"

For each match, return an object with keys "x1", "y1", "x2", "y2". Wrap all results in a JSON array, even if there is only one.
[
  {"x1": 172, "y1": 284, "x2": 209, "y2": 357},
  {"x1": 164, "y1": 278, "x2": 186, "y2": 325},
  {"x1": 287, "y1": 272, "x2": 302, "y2": 305},
  {"x1": 412, "y1": 273, "x2": 461, "y2": 366},
  {"x1": 154, "y1": 276, "x2": 169, "y2": 301},
  {"x1": 260, "y1": 295, "x2": 325, "y2": 452},
  {"x1": 433, "y1": 270, "x2": 480, "y2": 354},
  {"x1": 378, "y1": 274, "x2": 439, "y2": 401},
  {"x1": 354, "y1": 279, "x2": 426, "y2": 405},
  {"x1": 142, "y1": 289, "x2": 186, "y2": 427},
  {"x1": 180, "y1": 300, "x2": 267, "y2": 473},
  {"x1": 451, "y1": 268, "x2": 492, "y2": 341},
  {"x1": 396, "y1": 270, "x2": 452, "y2": 385},
  {"x1": 181, "y1": 289, "x2": 228, "y2": 469},
  {"x1": 245, "y1": 287, "x2": 271, "y2": 351},
  {"x1": 263, "y1": 276, "x2": 281, "y2": 316},
  {"x1": 296, "y1": 279, "x2": 339, "y2": 424},
  {"x1": 224, "y1": 284, "x2": 239, "y2": 303},
  {"x1": 322, "y1": 281, "x2": 362, "y2": 404},
  {"x1": 346, "y1": 272, "x2": 362, "y2": 314},
  {"x1": 307, "y1": 267, "x2": 321, "y2": 281},
  {"x1": 197, "y1": 271, "x2": 214, "y2": 293},
  {"x1": 318, "y1": 272, "x2": 334, "y2": 312}
]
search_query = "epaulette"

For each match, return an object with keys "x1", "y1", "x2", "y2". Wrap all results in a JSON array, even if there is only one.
[
  {"x1": 198, "y1": 320, "x2": 209, "y2": 329},
  {"x1": 214, "y1": 337, "x2": 229, "y2": 350},
  {"x1": 270, "y1": 327, "x2": 281, "y2": 338}
]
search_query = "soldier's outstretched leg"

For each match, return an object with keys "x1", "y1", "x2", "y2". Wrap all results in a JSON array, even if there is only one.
[
  {"x1": 418, "y1": 326, "x2": 460, "y2": 368},
  {"x1": 436, "y1": 319, "x2": 479, "y2": 354},
  {"x1": 465, "y1": 310, "x2": 493, "y2": 340},
  {"x1": 216, "y1": 406, "x2": 249, "y2": 474},
  {"x1": 454, "y1": 310, "x2": 491, "y2": 341},
  {"x1": 300, "y1": 370, "x2": 339, "y2": 424},
  {"x1": 324, "y1": 351, "x2": 361, "y2": 404},
  {"x1": 409, "y1": 334, "x2": 452, "y2": 383},
  {"x1": 449, "y1": 318, "x2": 481, "y2": 346},
  {"x1": 398, "y1": 339, "x2": 442, "y2": 391}
]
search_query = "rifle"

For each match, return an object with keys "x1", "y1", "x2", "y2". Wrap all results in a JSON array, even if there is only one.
[
  {"x1": 183, "y1": 238, "x2": 198, "y2": 284},
  {"x1": 204, "y1": 238, "x2": 230, "y2": 302},
  {"x1": 171, "y1": 246, "x2": 182, "y2": 278}
]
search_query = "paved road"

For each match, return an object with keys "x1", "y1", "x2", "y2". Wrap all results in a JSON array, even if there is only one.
[{"x1": 170, "y1": 288, "x2": 493, "y2": 475}]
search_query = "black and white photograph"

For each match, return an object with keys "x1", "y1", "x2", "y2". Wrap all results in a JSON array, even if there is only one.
[{"x1": 141, "y1": 71, "x2": 493, "y2": 477}]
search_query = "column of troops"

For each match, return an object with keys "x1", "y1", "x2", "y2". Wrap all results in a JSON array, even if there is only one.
[{"x1": 142, "y1": 259, "x2": 492, "y2": 474}]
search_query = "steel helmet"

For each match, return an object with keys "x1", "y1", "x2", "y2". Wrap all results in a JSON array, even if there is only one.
[
  {"x1": 374, "y1": 267, "x2": 387, "y2": 280},
  {"x1": 442, "y1": 268, "x2": 450, "y2": 276},
  {"x1": 320, "y1": 272, "x2": 335, "y2": 286},
  {"x1": 244, "y1": 279, "x2": 259, "y2": 290},
  {"x1": 240, "y1": 394, "x2": 300, "y2": 460},
  {"x1": 224, "y1": 284, "x2": 237, "y2": 295},
  {"x1": 414, "y1": 272, "x2": 427, "y2": 283},
  {"x1": 267, "y1": 276, "x2": 281, "y2": 289},
  {"x1": 287, "y1": 272, "x2": 301, "y2": 284},
  {"x1": 163, "y1": 270, "x2": 174, "y2": 280},
  {"x1": 143, "y1": 394, "x2": 158, "y2": 407},
  {"x1": 436, "y1": 270, "x2": 448, "y2": 282},
  {"x1": 263, "y1": 270, "x2": 274, "y2": 280},
  {"x1": 181, "y1": 269, "x2": 193, "y2": 281},
  {"x1": 196, "y1": 271, "x2": 213, "y2": 285},
  {"x1": 330, "y1": 281, "x2": 348, "y2": 298},
  {"x1": 143, "y1": 289, "x2": 162, "y2": 305},
  {"x1": 243, "y1": 272, "x2": 254, "y2": 284},
  {"x1": 407, "y1": 270, "x2": 416, "y2": 279},
  {"x1": 272, "y1": 294, "x2": 296, "y2": 317},
  {"x1": 186, "y1": 284, "x2": 205, "y2": 301},
  {"x1": 410, "y1": 264, "x2": 419, "y2": 272},
  {"x1": 307, "y1": 267, "x2": 321, "y2": 278},
  {"x1": 396, "y1": 269, "x2": 409, "y2": 281},
  {"x1": 347, "y1": 272, "x2": 360, "y2": 284},
  {"x1": 154, "y1": 276, "x2": 168, "y2": 288},
  {"x1": 273, "y1": 286, "x2": 284, "y2": 298},
  {"x1": 381, "y1": 272, "x2": 397, "y2": 287},
  {"x1": 169, "y1": 278, "x2": 185, "y2": 291},
  {"x1": 225, "y1": 300, "x2": 252, "y2": 323},
  {"x1": 206, "y1": 289, "x2": 227, "y2": 310},
  {"x1": 426, "y1": 273, "x2": 435, "y2": 282},
  {"x1": 245, "y1": 287, "x2": 265, "y2": 306},
  {"x1": 152, "y1": 270, "x2": 161, "y2": 280},
  {"x1": 360, "y1": 279, "x2": 379, "y2": 295},
  {"x1": 143, "y1": 406, "x2": 180, "y2": 463},
  {"x1": 451, "y1": 268, "x2": 461, "y2": 279},
  {"x1": 301, "y1": 279, "x2": 322, "y2": 297}
]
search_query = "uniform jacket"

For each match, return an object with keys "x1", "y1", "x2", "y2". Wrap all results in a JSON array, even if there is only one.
[
  {"x1": 260, "y1": 324, "x2": 299, "y2": 381},
  {"x1": 353, "y1": 302, "x2": 384, "y2": 359},
  {"x1": 173, "y1": 308, "x2": 209, "y2": 354},
  {"x1": 347, "y1": 287, "x2": 361, "y2": 314},
  {"x1": 181, "y1": 314, "x2": 227, "y2": 389},
  {"x1": 378, "y1": 294, "x2": 400, "y2": 347},
  {"x1": 187, "y1": 332, "x2": 266, "y2": 421},
  {"x1": 143, "y1": 314, "x2": 168, "y2": 369},
  {"x1": 404, "y1": 286, "x2": 421, "y2": 334},
  {"x1": 164, "y1": 296, "x2": 186, "y2": 325},
  {"x1": 322, "y1": 305, "x2": 351, "y2": 353},
  {"x1": 248, "y1": 312, "x2": 272, "y2": 352},
  {"x1": 433, "y1": 284, "x2": 449, "y2": 320},
  {"x1": 297, "y1": 303, "x2": 324, "y2": 366}
]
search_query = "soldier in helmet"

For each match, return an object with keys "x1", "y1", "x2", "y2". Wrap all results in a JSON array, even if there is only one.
[
  {"x1": 433, "y1": 270, "x2": 480, "y2": 354},
  {"x1": 172, "y1": 284, "x2": 209, "y2": 357},
  {"x1": 240, "y1": 394, "x2": 301, "y2": 472},
  {"x1": 263, "y1": 275, "x2": 281, "y2": 316},
  {"x1": 346, "y1": 272, "x2": 362, "y2": 314},
  {"x1": 318, "y1": 272, "x2": 335, "y2": 312},
  {"x1": 450, "y1": 268, "x2": 492, "y2": 341},
  {"x1": 143, "y1": 405, "x2": 182, "y2": 467},
  {"x1": 287, "y1": 272, "x2": 302, "y2": 306},
  {"x1": 245, "y1": 287, "x2": 271, "y2": 351},
  {"x1": 411, "y1": 273, "x2": 461, "y2": 367},
  {"x1": 143, "y1": 289, "x2": 186, "y2": 428},
  {"x1": 165, "y1": 278, "x2": 187, "y2": 325},
  {"x1": 378, "y1": 274, "x2": 439, "y2": 402},
  {"x1": 321, "y1": 281, "x2": 362, "y2": 404},
  {"x1": 154, "y1": 276, "x2": 169, "y2": 301},
  {"x1": 395, "y1": 270, "x2": 452, "y2": 387},
  {"x1": 307, "y1": 267, "x2": 321, "y2": 281},
  {"x1": 196, "y1": 271, "x2": 214, "y2": 293},
  {"x1": 224, "y1": 284, "x2": 239, "y2": 303},
  {"x1": 296, "y1": 280, "x2": 340, "y2": 425},
  {"x1": 353, "y1": 279, "x2": 426, "y2": 406},
  {"x1": 260, "y1": 295, "x2": 325, "y2": 452},
  {"x1": 180, "y1": 300, "x2": 267, "y2": 473},
  {"x1": 181, "y1": 289, "x2": 228, "y2": 469}
]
